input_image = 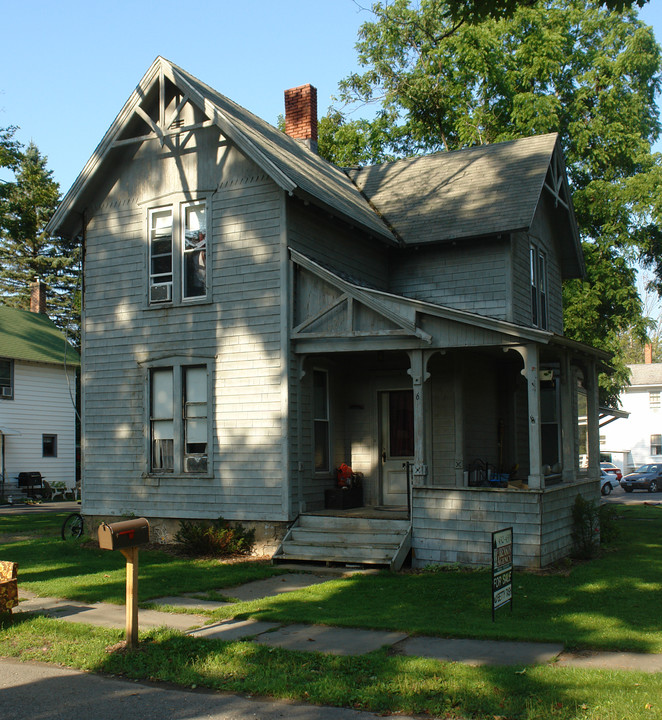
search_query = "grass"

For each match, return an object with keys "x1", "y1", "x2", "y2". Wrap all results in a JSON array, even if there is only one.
[
  {"x1": 2, "y1": 505, "x2": 662, "y2": 719},
  {"x1": 0, "y1": 512, "x2": 284, "y2": 603}
]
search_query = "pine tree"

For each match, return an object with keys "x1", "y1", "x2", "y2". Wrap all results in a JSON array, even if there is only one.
[{"x1": 0, "y1": 142, "x2": 80, "y2": 345}]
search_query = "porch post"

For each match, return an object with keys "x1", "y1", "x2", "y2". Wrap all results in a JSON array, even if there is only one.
[
  {"x1": 560, "y1": 353, "x2": 575, "y2": 483},
  {"x1": 586, "y1": 357, "x2": 600, "y2": 477},
  {"x1": 407, "y1": 350, "x2": 430, "y2": 485},
  {"x1": 515, "y1": 344, "x2": 543, "y2": 489}
]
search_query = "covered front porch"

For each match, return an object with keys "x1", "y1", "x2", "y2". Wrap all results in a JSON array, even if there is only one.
[{"x1": 287, "y1": 251, "x2": 605, "y2": 568}]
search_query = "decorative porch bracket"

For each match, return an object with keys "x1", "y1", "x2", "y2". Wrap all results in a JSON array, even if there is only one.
[
  {"x1": 511, "y1": 344, "x2": 543, "y2": 490},
  {"x1": 407, "y1": 349, "x2": 432, "y2": 483}
]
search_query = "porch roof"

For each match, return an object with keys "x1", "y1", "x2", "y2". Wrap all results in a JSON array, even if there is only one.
[{"x1": 291, "y1": 249, "x2": 552, "y2": 352}]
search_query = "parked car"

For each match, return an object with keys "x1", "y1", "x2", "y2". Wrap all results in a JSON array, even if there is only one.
[
  {"x1": 600, "y1": 461, "x2": 622, "y2": 481},
  {"x1": 600, "y1": 469, "x2": 616, "y2": 496},
  {"x1": 620, "y1": 464, "x2": 662, "y2": 493}
]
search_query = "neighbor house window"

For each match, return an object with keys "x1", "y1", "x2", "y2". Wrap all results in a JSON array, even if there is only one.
[
  {"x1": 149, "y1": 362, "x2": 210, "y2": 474},
  {"x1": 42, "y1": 434, "x2": 57, "y2": 458},
  {"x1": 530, "y1": 245, "x2": 548, "y2": 330},
  {"x1": 0, "y1": 358, "x2": 13, "y2": 399},
  {"x1": 650, "y1": 392, "x2": 660, "y2": 410},
  {"x1": 148, "y1": 199, "x2": 207, "y2": 305},
  {"x1": 651, "y1": 434, "x2": 662, "y2": 455},
  {"x1": 313, "y1": 370, "x2": 329, "y2": 472}
]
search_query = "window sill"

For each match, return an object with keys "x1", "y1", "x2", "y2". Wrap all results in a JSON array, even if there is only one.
[
  {"x1": 143, "y1": 473, "x2": 215, "y2": 485},
  {"x1": 145, "y1": 297, "x2": 212, "y2": 311}
]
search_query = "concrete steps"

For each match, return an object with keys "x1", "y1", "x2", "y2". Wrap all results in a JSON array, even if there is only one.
[{"x1": 274, "y1": 514, "x2": 411, "y2": 571}]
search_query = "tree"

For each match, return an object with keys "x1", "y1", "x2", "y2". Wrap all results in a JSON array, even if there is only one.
[
  {"x1": 323, "y1": 0, "x2": 662, "y2": 405},
  {"x1": 0, "y1": 141, "x2": 80, "y2": 344}
]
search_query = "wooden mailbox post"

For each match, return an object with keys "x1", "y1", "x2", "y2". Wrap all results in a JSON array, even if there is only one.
[{"x1": 98, "y1": 518, "x2": 150, "y2": 648}]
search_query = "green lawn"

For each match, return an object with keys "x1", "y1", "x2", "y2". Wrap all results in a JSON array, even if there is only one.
[{"x1": 2, "y1": 505, "x2": 662, "y2": 720}]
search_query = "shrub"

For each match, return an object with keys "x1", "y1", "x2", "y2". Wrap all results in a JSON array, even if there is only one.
[
  {"x1": 174, "y1": 516, "x2": 255, "y2": 557},
  {"x1": 571, "y1": 494, "x2": 600, "y2": 559}
]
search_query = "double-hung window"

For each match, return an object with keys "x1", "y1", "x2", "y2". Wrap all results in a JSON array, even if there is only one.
[
  {"x1": 530, "y1": 245, "x2": 548, "y2": 330},
  {"x1": 0, "y1": 358, "x2": 13, "y2": 399},
  {"x1": 148, "y1": 199, "x2": 207, "y2": 305},
  {"x1": 651, "y1": 435, "x2": 662, "y2": 456},
  {"x1": 149, "y1": 361, "x2": 211, "y2": 475}
]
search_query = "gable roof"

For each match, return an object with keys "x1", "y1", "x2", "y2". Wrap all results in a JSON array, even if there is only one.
[
  {"x1": 46, "y1": 57, "x2": 395, "y2": 244},
  {"x1": 344, "y1": 134, "x2": 584, "y2": 276},
  {"x1": 0, "y1": 305, "x2": 80, "y2": 367},
  {"x1": 46, "y1": 57, "x2": 583, "y2": 279},
  {"x1": 627, "y1": 363, "x2": 662, "y2": 388}
]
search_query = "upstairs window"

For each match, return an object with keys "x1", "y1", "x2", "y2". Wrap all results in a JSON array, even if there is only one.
[
  {"x1": 182, "y1": 202, "x2": 207, "y2": 300},
  {"x1": 0, "y1": 358, "x2": 13, "y2": 399},
  {"x1": 530, "y1": 245, "x2": 548, "y2": 330},
  {"x1": 148, "y1": 199, "x2": 207, "y2": 305},
  {"x1": 651, "y1": 392, "x2": 660, "y2": 410},
  {"x1": 149, "y1": 208, "x2": 174, "y2": 303}
]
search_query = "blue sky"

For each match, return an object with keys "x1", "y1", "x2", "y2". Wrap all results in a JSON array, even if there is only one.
[{"x1": 1, "y1": 0, "x2": 661, "y2": 193}]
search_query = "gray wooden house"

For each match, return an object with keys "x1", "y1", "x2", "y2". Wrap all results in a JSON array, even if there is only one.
[{"x1": 47, "y1": 57, "x2": 604, "y2": 568}]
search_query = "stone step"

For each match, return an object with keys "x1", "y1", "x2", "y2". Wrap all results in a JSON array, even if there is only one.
[
  {"x1": 298, "y1": 515, "x2": 409, "y2": 532},
  {"x1": 275, "y1": 513, "x2": 412, "y2": 570},
  {"x1": 290, "y1": 528, "x2": 408, "y2": 545}
]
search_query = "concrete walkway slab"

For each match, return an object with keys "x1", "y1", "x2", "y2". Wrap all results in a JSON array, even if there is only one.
[
  {"x1": 217, "y1": 573, "x2": 332, "y2": 601},
  {"x1": 17, "y1": 593, "x2": 206, "y2": 632},
  {"x1": 556, "y1": 650, "x2": 662, "y2": 673},
  {"x1": 400, "y1": 636, "x2": 563, "y2": 666},
  {"x1": 254, "y1": 623, "x2": 408, "y2": 656},
  {"x1": 188, "y1": 618, "x2": 281, "y2": 641},
  {"x1": 150, "y1": 596, "x2": 231, "y2": 611}
]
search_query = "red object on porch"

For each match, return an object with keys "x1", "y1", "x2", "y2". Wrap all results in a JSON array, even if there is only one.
[{"x1": 337, "y1": 463, "x2": 353, "y2": 487}]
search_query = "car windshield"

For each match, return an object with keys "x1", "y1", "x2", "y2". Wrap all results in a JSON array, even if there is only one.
[{"x1": 636, "y1": 465, "x2": 653, "y2": 473}]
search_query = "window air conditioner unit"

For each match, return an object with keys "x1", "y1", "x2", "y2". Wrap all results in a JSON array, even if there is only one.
[
  {"x1": 184, "y1": 456, "x2": 208, "y2": 473},
  {"x1": 1, "y1": 386, "x2": 13, "y2": 398},
  {"x1": 150, "y1": 282, "x2": 172, "y2": 303}
]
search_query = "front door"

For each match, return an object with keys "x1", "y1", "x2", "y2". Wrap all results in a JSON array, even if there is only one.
[{"x1": 380, "y1": 390, "x2": 414, "y2": 507}]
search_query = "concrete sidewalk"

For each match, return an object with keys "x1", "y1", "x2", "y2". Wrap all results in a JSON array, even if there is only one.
[{"x1": 13, "y1": 571, "x2": 662, "y2": 672}]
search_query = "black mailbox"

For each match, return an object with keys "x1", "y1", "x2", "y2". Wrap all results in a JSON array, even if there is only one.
[{"x1": 98, "y1": 518, "x2": 150, "y2": 551}]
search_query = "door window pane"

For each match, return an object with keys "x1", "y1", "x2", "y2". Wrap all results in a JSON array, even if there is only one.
[{"x1": 389, "y1": 390, "x2": 414, "y2": 458}]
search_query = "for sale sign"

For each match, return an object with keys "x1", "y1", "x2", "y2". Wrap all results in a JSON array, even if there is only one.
[{"x1": 492, "y1": 527, "x2": 513, "y2": 620}]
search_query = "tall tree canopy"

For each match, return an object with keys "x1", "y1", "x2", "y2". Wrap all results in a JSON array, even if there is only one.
[
  {"x1": 321, "y1": 0, "x2": 662, "y2": 405},
  {"x1": 0, "y1": 141, "x2": 80, "y2": 344}
]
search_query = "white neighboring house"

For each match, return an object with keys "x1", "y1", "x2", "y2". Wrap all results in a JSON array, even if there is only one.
[
  {"x1": 0, "y1": 285, "x2": 80, "y2": 499},
  {"x1": 600, "y1": 362, "x2": 662, "y2": 474}
]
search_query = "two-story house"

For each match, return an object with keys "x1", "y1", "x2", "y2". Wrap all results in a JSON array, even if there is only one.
[
  {"x1": 46, "y1": 57, "x2": 604, "y2": 568},
  {"x1": 0, "y1": 282, "x2": 80, "y2": 500}
]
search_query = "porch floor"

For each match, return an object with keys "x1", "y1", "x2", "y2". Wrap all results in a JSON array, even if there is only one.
[{"x1": 306, "y1": 505, "x2": 410, "y2": 521}]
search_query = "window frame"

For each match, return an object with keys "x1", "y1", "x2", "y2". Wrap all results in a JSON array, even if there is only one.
[
  {"x1": 147, "y1": 196, "x2": 210, "y2": 307},
  {"x1": 651, "y1": 434, "x2": 662, "y2": 456},
  {"x1": 145, "y1": 356, "x2": 213, "y2": 478},
  {"x1": 530, "y1": 244, "x2": 548, "y2": 330},
  {"x1": 0, "y1": 357, "x2": 14, "y2": 400},
  {"x1": 650, "y1": 391, "x2": 661, "y2": 410},
  {"x1": 42, "y1": 434, "x2": 58, "y2": 458},
  {"x1": 312, "y1": 368, "x2": 330, "y2": 474}
]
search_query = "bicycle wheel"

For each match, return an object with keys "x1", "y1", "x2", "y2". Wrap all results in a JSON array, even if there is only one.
[{"x1": 61, "y1": 512, "x2": 84, "y2": 540}]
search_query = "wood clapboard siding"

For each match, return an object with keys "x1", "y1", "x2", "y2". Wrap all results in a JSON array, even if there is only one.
[
  {"x1": 1, "y1": 361, "x2": 77, "y2": 487},
  {"x1": 287, "y1": 200, "x2": 389, "y2": 290},
  {"x1": 411, "y1": 479, "x2": 599, "y2": 568},
  {"x1": 389, "y1": 238, "x2": 509, "y2": 320},
  {"x1": 82, "y1": 130, "x2": 288, "y2": 521}
]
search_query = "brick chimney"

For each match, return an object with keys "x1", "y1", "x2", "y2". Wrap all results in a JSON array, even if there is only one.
[
  {"x1": 284, "y1": 84, "x2": 318, "y2": 153},
  {"x1": 645, "y1": 342, "x2": 653, "y2": 364},
  {"x1": 30, "y1": 279, "x2": 47, "y2": 314}
]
